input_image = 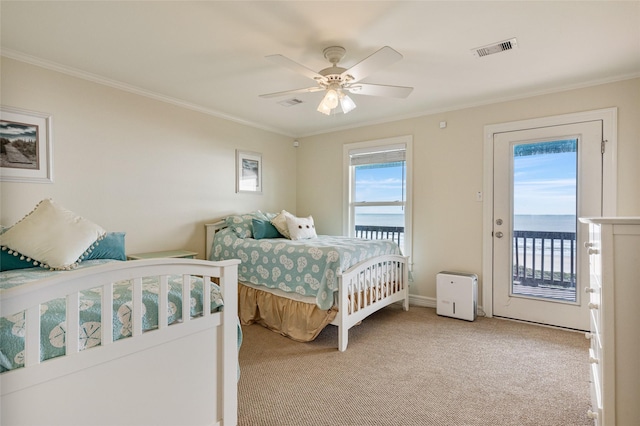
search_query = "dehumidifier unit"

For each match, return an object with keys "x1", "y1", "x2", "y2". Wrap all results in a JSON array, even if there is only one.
[{"x1": 436, "y1": 271, "x2": 478, "y2": 321}]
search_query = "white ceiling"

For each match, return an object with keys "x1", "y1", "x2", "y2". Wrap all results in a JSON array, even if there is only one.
[{"x1": 2, "y1": 1, "x2": 639, "y2": 137}]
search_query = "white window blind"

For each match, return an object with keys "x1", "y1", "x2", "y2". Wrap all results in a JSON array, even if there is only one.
[{"x1": 349, "y1": 144, "x2": 406, "y2": 166}]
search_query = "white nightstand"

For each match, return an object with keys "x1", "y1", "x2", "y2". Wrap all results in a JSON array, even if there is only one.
[{"x1": 126, "y1": 250, "x2": 198, "y2": 260}]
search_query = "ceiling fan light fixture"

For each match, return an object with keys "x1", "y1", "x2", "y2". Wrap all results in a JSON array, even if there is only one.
[
  {"x1": 317, "y1": 88, "x2": 340, "y2": 115},
  {"x1": 339, "y1": 92, "x2": 356, "y2": 114},
  {"x1": 317, "y1": 101, "x2": 333, "y2": 115},
  {"x1": 325, "y1": 89, "x2": 340, "y2": 109}
]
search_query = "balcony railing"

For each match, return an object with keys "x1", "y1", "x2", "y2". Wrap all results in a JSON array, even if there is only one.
[
  {"x1": 355, "y1": 225, "x2": 404, "y2": 247},
  {"x1": 513, "y1": 230, "x2": 577, "y2": 288},
  {"x1": 355, "y1": 226, "x2": 576, "y2": 293}
]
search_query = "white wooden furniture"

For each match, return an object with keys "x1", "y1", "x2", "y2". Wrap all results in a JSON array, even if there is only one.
[
  {"x1": 206, "y1": 221, "x2": 409, "y2": 351},
  {"x1": 126, "y1": 249, "x2": 198, "y2": 260},
  {"x1": 0, "y1": 258, "x2": 240, "y2": 426},
  {"x1": 580, "y1": 217, "x2": 640, "y2": 425}
]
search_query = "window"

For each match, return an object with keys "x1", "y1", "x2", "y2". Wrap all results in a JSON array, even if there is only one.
[{"x1": 344, "y1": 136, "x2": 412, "y2": 258}]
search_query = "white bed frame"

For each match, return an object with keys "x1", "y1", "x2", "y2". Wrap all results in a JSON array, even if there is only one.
[
  {"x1": 0, "y1": 258, "x2": 240, "y2": 426},
  {"x1": 205, "y1": 221, "x2": 409, "y2": 351}
]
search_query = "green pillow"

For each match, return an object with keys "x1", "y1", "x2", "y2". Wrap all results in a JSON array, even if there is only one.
[{"x1": 252, "y1": 219, "x2": 283, "y2": 239}]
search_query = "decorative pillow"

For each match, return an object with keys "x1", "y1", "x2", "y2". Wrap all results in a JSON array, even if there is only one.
[
  {"x1": 270, "y1": 210, "x2": 294, "y2": 239},
  {"x1": 0, "y1": 199, "x2": 106, "y2": 270},
  {"x1": 224, "y1": 214, "x2": 255, "y2": 238},
  {"x1": 85, "y1": 232, "x2": 126, "y2": 261},
  {"x1": 286, "y1": 215, "x2": 317, "y2": 241},
  {"x1": 252, "y1": 219, "x2": 283, "y2": 240},
  {"x1": 261, "y1": 211, "x2": 278, "y2": 221},
  {"x1": 1, "y1": 249, "x2": 39, "y2": 271},
  {"x1": 1, "y1": 226, "x2": 37, "y2": 271}
]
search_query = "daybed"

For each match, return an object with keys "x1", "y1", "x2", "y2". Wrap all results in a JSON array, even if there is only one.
[
  {"x1": 0, "y1": 199, "x2": 240, "y2": 426},
  {"x1": 206, "y1": 211, "x2": 409, "y2": 351}
]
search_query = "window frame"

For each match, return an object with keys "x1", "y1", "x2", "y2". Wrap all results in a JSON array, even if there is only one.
[{"x1": 343, "y1": 135, "x2": 413, "y2": 263}]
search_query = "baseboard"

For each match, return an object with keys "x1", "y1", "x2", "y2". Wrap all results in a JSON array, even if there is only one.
[
  {"x1": 408, "y1": 294, "x2": 436, "y2": 308},
  {"x1": 407, "y1": 294, "x2": 486, "y2": 317}
]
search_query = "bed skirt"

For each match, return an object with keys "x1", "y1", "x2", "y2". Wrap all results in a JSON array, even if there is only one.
[{"x1": 238, "y1": 282, "x2": 337, "y2": 342}]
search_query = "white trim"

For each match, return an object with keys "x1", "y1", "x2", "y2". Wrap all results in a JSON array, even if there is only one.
[
  {"x1": 1, "y1": 49, "x2": 293, "y2": 138},
  {"x1": 342, "y1": 135, "x2": 413, "y2": 268},
  {"x1": 482, "y1": 108, "x2": 617, "y2": 318},
  {"x1": 409, "y1": 294, "x2": 436, "y2": 309}
]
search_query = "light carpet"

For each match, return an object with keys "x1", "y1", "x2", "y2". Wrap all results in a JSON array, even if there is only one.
[{"x1": 238, "y1": 305, "x2": 591, "y2": 426}]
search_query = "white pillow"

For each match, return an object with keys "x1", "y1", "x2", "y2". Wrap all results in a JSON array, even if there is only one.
[
  {"x1": 270, "y1": 210, "x2": 294, "y2": 239},
  {"x1": 286, "y1": 215, "x2": 317, "y2": 240},
  {"x1": 0, "y1": 199, "x2": 106, "y2": 270}
]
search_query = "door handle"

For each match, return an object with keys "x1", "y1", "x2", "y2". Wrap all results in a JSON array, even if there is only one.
[{"x1": 495, "y1": 231, "x2": 504, "y2": 238}]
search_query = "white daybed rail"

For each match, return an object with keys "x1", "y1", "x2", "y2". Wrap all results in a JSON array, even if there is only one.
[
  {"x1": 205, "y1": 221, "x2": 409, "y2": 352},
  {"x1": 335, "y1": 254, "x2": 409, "y2": 351},
  {"x1": 0, "y1": 258, "x2": 240, "y2": 426}
]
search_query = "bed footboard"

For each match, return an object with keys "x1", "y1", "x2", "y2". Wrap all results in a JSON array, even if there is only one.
[
  {"x1": 333, "y1": 255, "x2": 409, "y2": 351},
  {"x1": 0, "y1": 258, "x2": 239, "y2": 426}
]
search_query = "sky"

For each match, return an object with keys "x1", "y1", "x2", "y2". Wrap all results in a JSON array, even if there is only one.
[
  {"x1": 513, "y1": 148, "x2": 577, "y2": 215},
  {"x1": 0, "y1": 121, "x2": 37, "y2": 142},
  {"x1": 355, "y1": 163, "x2": 404, "y2": 202}
]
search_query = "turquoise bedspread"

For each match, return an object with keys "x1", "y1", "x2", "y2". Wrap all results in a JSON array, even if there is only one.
[
  {"x1": 210, "y1": 228, "x2": 402, "y2": 310},
  {"x1": 0, "y1": 259, "x2": 228, "y2": 373}
]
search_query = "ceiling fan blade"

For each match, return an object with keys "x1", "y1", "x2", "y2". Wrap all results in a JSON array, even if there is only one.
[
  {"x1": 346, "y1": 83, "x2": 413, "y2": 98},
  {"x1": 259, "y1": 86, "x2": 324, "y2": 99},
  {"x1": 341, "y1": 46, "x2": 403, "y2": 83},
  {"x1": 265, "y1": 54, "x2": 325, "y2": 82}
]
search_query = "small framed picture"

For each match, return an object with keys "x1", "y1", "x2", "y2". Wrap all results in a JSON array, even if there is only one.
[
  {"x1": 1, "y1": 106, "x2": 53, "y2": 183},
  {"x1": 236, "y1": 150, "x2": 262, "y2": 193}
]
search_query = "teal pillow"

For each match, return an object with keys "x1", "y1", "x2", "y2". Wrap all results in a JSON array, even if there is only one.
[
  {"x1": 252, "y1": 219, "x2": 283, "y2": 239},
  {"x1": 85, "y1": 232, "x2": 126, "y2": 261},
  {"x1": 1, "y1": 249, "x2": 38, "y2": 271}
]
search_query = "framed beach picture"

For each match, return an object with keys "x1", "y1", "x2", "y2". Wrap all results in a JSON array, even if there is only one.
[
  {"x1": 236, "y1": 150, "x2": 262, "y2": 193},
  {"x1": 0, "y1": 106, "x2": 53, "y2": 183}
]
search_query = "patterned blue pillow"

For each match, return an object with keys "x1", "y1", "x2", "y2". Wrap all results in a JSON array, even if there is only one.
[{"x1": 225, "y1": 214, "x2": 257, "y2": 238}]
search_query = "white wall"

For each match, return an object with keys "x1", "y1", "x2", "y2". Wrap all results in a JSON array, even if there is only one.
[
  {"x1": 296, "y1": 78, "x2": 640, "y2": 305},
  {"x1": 0, "y1": 58, "x2": 296, "y2": 257}
]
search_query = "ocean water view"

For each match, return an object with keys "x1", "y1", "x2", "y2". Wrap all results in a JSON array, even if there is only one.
[
  {"x1": 355, "y1": 213, "x2": 404, "y2": 227},
  {"x1": 356, "y1": 213, "x2": 577, "y2": 232},
  {"x1": 513, "y1": 215, "x2": 576, "y2": 232}
]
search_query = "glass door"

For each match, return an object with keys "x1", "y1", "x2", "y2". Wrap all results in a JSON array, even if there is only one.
[{"x1": 493, "y1": 121, "x2": 602, "y2": 330}]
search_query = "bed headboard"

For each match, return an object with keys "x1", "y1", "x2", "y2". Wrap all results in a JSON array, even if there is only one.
[{"x1": 205, "y1": 220, "x2": 228, "y2": 260}]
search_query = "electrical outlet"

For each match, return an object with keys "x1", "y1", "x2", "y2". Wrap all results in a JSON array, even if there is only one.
[{"x1": 476, "y1": 191, "x2": 483, "y2": 202}]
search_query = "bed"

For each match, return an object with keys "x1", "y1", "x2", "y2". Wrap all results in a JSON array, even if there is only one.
[
  {"x1": 0, "y1": 199, "x2": 240, "y2": 426},
  {"x1": 0, "y1": 257, "x2": 240, "y2": 426},
  {"x1": 205, "y1": 211, "x2": 409, "y2": 351}
]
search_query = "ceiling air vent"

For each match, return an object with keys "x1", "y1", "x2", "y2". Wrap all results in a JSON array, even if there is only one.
[
  {"x1": 471, "y1": 37, "x2": 518, "y2": 58},
  {"x1": 278, "y1": 98, "x2": 304, "y2": 107}
]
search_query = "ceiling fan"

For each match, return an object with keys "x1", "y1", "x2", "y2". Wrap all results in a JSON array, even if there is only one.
[{"x1": 259, "y1": 46, "x2": 413, "y2": 115}]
